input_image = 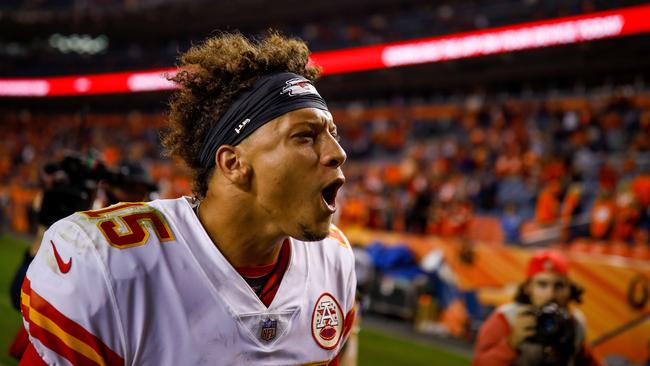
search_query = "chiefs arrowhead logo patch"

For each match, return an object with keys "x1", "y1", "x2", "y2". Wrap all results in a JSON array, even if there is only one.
[{"x1": 311, "y1": 293, "x2": 344, "y2": 350}]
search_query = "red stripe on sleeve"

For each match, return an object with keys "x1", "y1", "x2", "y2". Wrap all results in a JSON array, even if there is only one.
[
  {"x1": 19, "y1": 343, "x2": 48, "y2": 366},
  {"x1": 342, "y1": 306, "x2": 356, "y2": 340},
  {"x1": 327, "y1": 354, "x2": 340, "y2": 366},
  {"x1": 21, "y1": 276, "x2": 31, "y2": 295},
  {"x1": 22, "y1": 278, "x2": 124, "y2": 366},
  {"x1": 327, "y1": 307, "x2": 356, "y2": 366},
  {"x1": 26, "y1": 322, "x2": 101, "y2": 366},
  {"x1": 9, "y1": 326, "x2": 30, "y2": 359}
]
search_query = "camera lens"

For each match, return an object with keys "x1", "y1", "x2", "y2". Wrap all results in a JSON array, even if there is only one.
[{"x1": 539, "y1": 314, "x2": 558, "y2": 335}]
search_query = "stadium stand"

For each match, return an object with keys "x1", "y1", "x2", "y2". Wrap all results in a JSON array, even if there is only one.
[{"x1": 2, "y1": 89, "x2": 649, "y2": 255}]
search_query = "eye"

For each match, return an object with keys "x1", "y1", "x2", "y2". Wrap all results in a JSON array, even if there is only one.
[
  {"x1": 293, "y1": 130, "x2": 317, "y2": 143},
  {"x1": 330, "y1": 129, "x2": 340, "y2": 142},
  {"x1": 554, "y1": 281, "x2": 568, "y2": 290},
  {"x1": 534, "y1": 280, "x2": 548, "y2": 288}
]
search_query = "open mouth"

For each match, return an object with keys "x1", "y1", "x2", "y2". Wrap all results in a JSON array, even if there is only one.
[{"x1": 321, "y1": 178, "x2": 345, "y2": 212}]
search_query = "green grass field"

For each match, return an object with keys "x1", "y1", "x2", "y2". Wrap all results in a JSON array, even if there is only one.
[
  {"x1": 358, "y1": 327, "x2": 470, "y2": 366},
  {"x1": 0, "y1": 233, "x2": 28, "y2": 366},
  {"x1": 0, "y1": 233, "x2": 470, "y2": 366}
]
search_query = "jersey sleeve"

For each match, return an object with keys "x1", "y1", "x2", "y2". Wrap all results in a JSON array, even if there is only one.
[
  {"x1": 21, "y1": 217, "x2": 126, "y2": 366},
  {"x1": 471, "y1": 311, "x2": 517, "y2": 366}
]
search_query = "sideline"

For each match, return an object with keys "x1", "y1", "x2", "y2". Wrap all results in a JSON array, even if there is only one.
[{"x1": 361, "y1": 314, "x2": 474, "y2": 359}]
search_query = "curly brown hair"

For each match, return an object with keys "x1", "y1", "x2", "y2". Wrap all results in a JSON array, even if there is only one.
[{"x1": 162, "y1": 31, "x2": 320, "y2": 199}]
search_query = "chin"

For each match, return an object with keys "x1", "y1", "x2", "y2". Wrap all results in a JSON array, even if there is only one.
[{"x1": 296, "y1": 222, "x2": 330, "y2": 242}]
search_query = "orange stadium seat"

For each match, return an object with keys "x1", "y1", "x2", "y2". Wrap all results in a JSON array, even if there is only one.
[
  {"x1": 466, "y1": 216, "x2": 504, "y2": 246},
  {"x1": 606, "y1": 241, "x2": 631, "y2": 257}
]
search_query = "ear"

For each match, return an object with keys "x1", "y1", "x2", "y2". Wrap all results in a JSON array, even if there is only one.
[{"x1": 214, "y1": 145, "x2": 251, "y2": 186}]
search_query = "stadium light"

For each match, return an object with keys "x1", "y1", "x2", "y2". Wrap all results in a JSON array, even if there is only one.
[
  {"x1": 1, "y1": 4, "x2": 650, "y2": 97},
  {"x1": 49, "y1": 34, "x2": 109, "y2": 55}
]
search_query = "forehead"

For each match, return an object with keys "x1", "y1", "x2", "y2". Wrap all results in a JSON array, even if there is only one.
[
  {"x1": 241, "y1": 107, "x2": 335, "y2": 149},
  {"x1": 531, "y1": 272, "x2": 567, "y2": 283},
  {"x1": 278, "y1": 108, "x2": 334, "y2": 129}
]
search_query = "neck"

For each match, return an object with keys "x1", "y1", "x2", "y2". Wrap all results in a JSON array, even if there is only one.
[{"x1": 197, "y1": 191, "x2": 286, "y2": 267}]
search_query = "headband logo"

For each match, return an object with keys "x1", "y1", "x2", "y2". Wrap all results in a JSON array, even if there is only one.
[
  {"x1": 235, "y1": 118, "x2": 251, "y2": 134},
  {"x1": 281, "y1": 78, "x2": 321, "y2": 97}
]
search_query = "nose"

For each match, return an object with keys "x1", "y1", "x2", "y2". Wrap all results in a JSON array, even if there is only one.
[
  {"x1": 321, "y1": 134, "x2": 347, "y2": 168},
  {"x1": 532, "y1": 285, "x2": 553, "y2": 305},
  {"x1": 542, "y1": 287, "x2": 559, "y2": 303}
]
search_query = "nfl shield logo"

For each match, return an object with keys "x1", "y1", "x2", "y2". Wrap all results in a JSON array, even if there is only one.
[{"x1": 260, "y1": 318, "x2": 277, "y2": 342}]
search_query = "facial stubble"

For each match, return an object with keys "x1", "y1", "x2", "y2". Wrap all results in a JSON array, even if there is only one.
[{"x1": 298, "y1": 223, "x2": 329, "y2": 242}]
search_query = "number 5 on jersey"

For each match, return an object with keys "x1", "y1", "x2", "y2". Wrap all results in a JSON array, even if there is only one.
[{"x1": 82, "y1": 203, "x2": 175, "y2": 249}]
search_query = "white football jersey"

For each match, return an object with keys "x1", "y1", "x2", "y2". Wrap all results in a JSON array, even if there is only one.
[{"x1": 22, "y1": 197, "x2": 356, "y2": 366}]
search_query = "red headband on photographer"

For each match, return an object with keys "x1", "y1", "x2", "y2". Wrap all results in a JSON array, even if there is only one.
[{"x1": 526, "y1": 250, "x2": 569, "y2": 279}]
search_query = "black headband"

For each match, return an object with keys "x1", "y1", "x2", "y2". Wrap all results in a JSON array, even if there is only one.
[{"x1": 198, "y1": 72, "x2": 328, "y2": 169}]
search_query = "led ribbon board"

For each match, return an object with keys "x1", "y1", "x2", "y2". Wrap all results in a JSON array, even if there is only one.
[{"x1": 2, "y1": 4, "x2": 650, "y2": 97}]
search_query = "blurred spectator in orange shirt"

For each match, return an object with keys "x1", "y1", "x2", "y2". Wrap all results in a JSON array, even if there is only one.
[
  {"x1": 632, "y1": 173, "x2": 650, "y2": 209},
  {"x1": 632, "y1": 172, "x2": 650, "y2": 236},
  {"x1": 535, "y1": 179, "x2": 562, "y2": 225},
  {"x1": 439, "y1": 200, "x2": 473, "y2": 237},
  {"x1": 339, "y1": 196, "x2": 367, "y2": 225},
  {"x1": 611, "y1": 184, "x2": 641, "y2": 243},
  {"x1": 561, "y1": 183, "x2": 582, "y2": 222},
  {"x1": 590, "y1": 192, "x2": 616, "y2": 240},
  {"x1": 495, "y1": 141, "x2": 523, "y2": 177},
  {"x1": 589, "y1": 165, "x2": 618, "y2": 240},
  {"x1": 559, "y1": 175, "x2": 587, "y2": 242}
]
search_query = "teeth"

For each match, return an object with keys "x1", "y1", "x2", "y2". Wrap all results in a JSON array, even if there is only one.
[
  {"x1": 322, "y1": 196, "x2": 336, "y2": 212},
  {"x1": 322, "y1": 190, "x2": 336, "y2": 212},
  {"x1": 322, "y1": 192, "x2": 333, "y2": 207}
]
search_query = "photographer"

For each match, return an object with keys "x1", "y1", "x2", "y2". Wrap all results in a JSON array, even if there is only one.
[
  {"x1": 472, "y1": 250, "x2": 601, "y2": 366},
  {"x1": 95, "y1": 160, "x2": 158, "y2": 207},
  {"x1": 8, "y1": 156, "x2": 157, "y2": 359}
]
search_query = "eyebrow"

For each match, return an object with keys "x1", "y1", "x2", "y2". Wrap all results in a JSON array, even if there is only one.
[
  {"x1": 534, "y1": 279, "x2": 566, "y2": 285},
  {"x1": 293, "y1": 120, "x2": 338, "y2": 131}
]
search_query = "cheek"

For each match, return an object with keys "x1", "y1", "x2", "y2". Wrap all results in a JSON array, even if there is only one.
[
  {"x1": 252, "y1": 145, "x2": 319, "y2": 207},
  {"x1": 530, "y1": 287, "x2": 550, "y2": 304},
  {"x1": 257, "y1": 161, "x2": 307, "y2": 205},
  {"x1": 557, "y1": 288, "x2": 571, "y2": 300}
]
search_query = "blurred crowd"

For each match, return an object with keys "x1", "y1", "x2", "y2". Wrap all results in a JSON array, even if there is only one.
[
  {"x1": 2, "y1": 0, "x2": 646, "y2": 76},
  {"x1": 1, "y1": 89, "x2": 649, "y2": 253},
  {"x1": 0, "y1": 111, "x2": 191, "y2": 234},
  {"x1": 337, "y1": 90, "x2": 650, "y2": 251},
  {"x1": 289, "y1": 0, "x2": 630, "y2": 51}
]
